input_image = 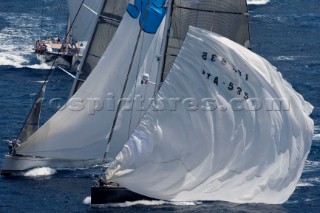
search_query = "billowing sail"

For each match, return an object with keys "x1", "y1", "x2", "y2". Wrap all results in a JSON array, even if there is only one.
[
  {"x1": 105, "y1": 27, "x2": 314, "y2": 204},
  {"x1": 67, "y1": 0, "x2": 104, "y2": 42},
  {"x1": 13, "y1": 6, "x2": 167, "y2": 164}
]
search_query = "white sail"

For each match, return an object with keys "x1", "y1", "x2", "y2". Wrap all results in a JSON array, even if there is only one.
[
  {"x1": 71, "y1": 0, "x2": 128, "y2": 94},
  {"x1": 105, "y1": 19, "x2": 166, "y2": 160},
  {"x1": 67, "y1": 0, "x2": 103, "y2": 42},
  {"x1": 12, "y1": 9, "x2": 166, "y2": 163},
  {"x1": 105, "y1": 26, "x2": 314, "y2": 204}
]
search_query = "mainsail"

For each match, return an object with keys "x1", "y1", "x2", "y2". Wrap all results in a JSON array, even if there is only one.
[
  {"x1": 105, "y1": 26, "x2": 314, "y2": 204},
  {"x1": 71, "y1": 0, "x2": 128, "y2": 93},
  {"x1": 67, "y1": 0, "x2": 104, "y2": 43}
]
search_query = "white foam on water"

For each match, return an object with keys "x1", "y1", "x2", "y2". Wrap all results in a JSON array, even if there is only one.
[
  {"x1": 0, "y1": 51, "x2": 30, "y2": 68},
  {"x1": 83, "y1": 196, "x2": 91, "y2": 205},
  {"x1": 247, "y1": 0, "x2": 270, "y2": 5},
  {"x1": 27, "y1": 63, "x2": 52, "y2": 69},
  {"x1": 170, "y1": 201, "x2": 202, "y2": 206},
  {"x1": 303, "y1": 160, "x2": 320, "y2": 173},
  {"x1": 313, "y1": 134, "x2": 320, "y2": 141},
  {"x1": 36, "y1": 80, "x2": 49, "y2": 84},
  {"x1": 298, "y1": 177, "x2": 320, "y2": 188},
  {"x1": 90, "y1": 199, "x2": 202, "y2": 208},
  {"x1": 24, "y1": 167, "x2": 57, "y2": 177},
  {"x1": 297, "y1": 181, "x2": 314, "y2": 187},
  {"x1": 0, "y1": 11, "x2": 65, "y2": 69},
  {"x1": 313, "y1": 126, "x2": 320, "y2": 141},
  {"x1": 275, "y1": 56, "x2": 298, "y2": 61}
]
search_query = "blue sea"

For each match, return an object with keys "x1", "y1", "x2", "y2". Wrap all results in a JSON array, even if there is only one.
[{"x1": 0, "y1": 0, "x2": 319, "y2": 212}]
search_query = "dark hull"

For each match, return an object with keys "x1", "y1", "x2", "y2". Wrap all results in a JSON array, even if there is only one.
[
  {"x1": 36, "y1": 52, "x2": 73, "y2": 68},
  {"x1": 44, "y1": 52, "x2": 73, "y2": 67},
  {"x1": 91, "y1": 185, "x2": 154, "y2": 205}
]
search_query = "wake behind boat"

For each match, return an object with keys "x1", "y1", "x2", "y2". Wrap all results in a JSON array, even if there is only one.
[{"x1": 34, "y1": 0, "x2": 104, "y2": 69}]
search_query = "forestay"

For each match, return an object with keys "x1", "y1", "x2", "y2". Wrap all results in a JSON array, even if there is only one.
[{"x1": 105, "y1": 26, "x2": 314, "y2": 204}]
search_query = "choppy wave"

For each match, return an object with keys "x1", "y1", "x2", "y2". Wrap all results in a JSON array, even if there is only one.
[
  {"x1": 303, "y1": 160, "x2": 320, "y2": 173},
  {"x1": 298, "y1": 177, "x2": 320, "y2": 186},
  {"x1": 313, "y1": 134, "x2": 320, "y2": 141},
  {"x1": 24, "y1": 167, "x2": 57, "y2": 177},
  {"x1": 313, "y1": 126, "x2": 320, "y2": 141},
  {"x1": 0, "y1": 10, "x2": 65, "y2": 69},
  {"x1": 297, "y1": 181, "x2": 314, "y2": 187},
  {"x1": 275, "y1": 56, "x2": 299, "y2": 61},
  {"x1": 85, "y1": 196, "x2": 202, "y2": 207}
]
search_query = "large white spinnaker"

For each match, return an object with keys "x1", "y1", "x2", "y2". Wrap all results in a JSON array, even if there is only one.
[
  {"x1": 3, "y1": 7, "x2": 167, "y2": 169},
  {"x1": 105, "y1": 26, "x2": 314, "y2": 204}
]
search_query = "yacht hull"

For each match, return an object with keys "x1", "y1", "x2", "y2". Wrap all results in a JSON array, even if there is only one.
[
  {"x1": 1, "y1": 154, "x2": 101, "y2": 176},
  {"x1": 36, "y1": 52, "x2": 75, "y2": 68},
  {"x1": 91, "y1": 185, "x2": 154, "y2": 206}
]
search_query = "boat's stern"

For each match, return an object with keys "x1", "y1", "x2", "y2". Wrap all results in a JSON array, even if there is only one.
[
  {"x1": 1, "y1": 154, "x2": 102, "y2": 176},
  {"x1": 1, "y1": 154, "x2": 49, "y2": 176}
]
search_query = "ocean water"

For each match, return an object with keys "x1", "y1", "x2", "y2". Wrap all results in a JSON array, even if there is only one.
[{"x1": 0, "y1": 0, "x2": 319, "y2": 212}]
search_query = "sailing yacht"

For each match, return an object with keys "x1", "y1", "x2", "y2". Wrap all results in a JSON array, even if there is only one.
[
  {"x1": 1, "y1": 0, "x2": 128, "y2": 174},
  {"x1": 2, "y1": 0, "x2": 313, "y2": 205},
  {"x1": 34, "y1": 0, "x2": 104, "y2": 69}
]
